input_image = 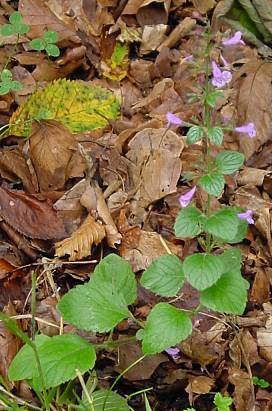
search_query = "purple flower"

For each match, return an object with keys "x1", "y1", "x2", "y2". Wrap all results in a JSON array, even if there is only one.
[
  {"x1": 179, "y1": 186, "x2": 196, "y2": 208},
  {"x1": 166, "y1": 112, "x2": 183, "y2": 127},
  {"x1": 211, "y1": 61, "x2": 232, "y2": 88},
  {"x1": 235, "y1": 122, "x2": 256, "y2": 138},
  {"x1": 184, "y1": 54, "x2": 193, "y2": 62},
  {"x1": 223, "y1": 31, "x2": 245, "y2": 46},
  {"x1": 220, "y1": 54, "x2": 229, "y2": 67},
  {"x1": 165, "y1": 347, "x2": 180, "y2": 360},
  {"x1": 237, "y1": 210, "x2": 254, "y2": 224}
]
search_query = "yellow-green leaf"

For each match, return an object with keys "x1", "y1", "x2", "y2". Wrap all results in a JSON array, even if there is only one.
[{"x1": 9, "y1": 79, "x2": 120, "y2": 137}]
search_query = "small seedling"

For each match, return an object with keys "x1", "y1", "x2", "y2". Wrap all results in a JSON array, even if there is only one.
[
  {"x1": 214, "y1": 392, "x2": 233, "y2": 411},
  {"x1": 252, "y1": 376, "x2": 270, "y2": 388},
  {"x1": 1, "y1": 11, "x2": 29, "y2": 36},
  {"x1": 0, "y1": 69, "x2": 22, "y2": 95},
  {"x1": 30, "y1": 31, "x2": 60, "y2": 57}
]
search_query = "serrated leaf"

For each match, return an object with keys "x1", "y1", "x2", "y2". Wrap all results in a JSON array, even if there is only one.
[
  {"x1": 9, "y1": 334, "x2": 96, "y2": 389},
  {"x1": 216, "y1": 207, "x2": 248, "y2": 244},
  {"x1": 183, "y1": 253, "x2": 224, "y2": 290},
  {"x1": 216, "y1": 150, "x2": 245, "y2": 175},
  {"x1": 174, "y1": 206, "x2": 204, "y2": 238},
  {"x1": 186, "y1": 125, "x2": 204, "y2": 144},
  {"x1": 139, "y1": 303, "x2": 192, "y2": 355},
  {"x1": 79, "y1": 389, "x2": 130, "y2": 411},
  {"x1": 140, "y1": 255, "x2": 184, "y2": 297},
  {"x1": 55, "y1": 214, "x2": 106, "y2": 261},
  {"x1": 43, "y1": 31, "x2": 58, "y2": 43},
  {"x1": 57, "y1": 254, "x2": 137, "y2": 332},
  {"x1": 200, "y1": 271, "x2": 249, "y2": 315},
  {"x1": 9, "y1": 79, "x2": 120, "y2": 136},
  {"x1": 199, "y1": 172, "x2": 225, "y2": 196},
  {"x1": 30, "y1": 38, "x2": 45, "y2": 51},
  {"x1": 1, "y1": 24, "x2": 14, "y2": 36},
  {"x1": 45, "y1": 44, "x2": 60, "y2": 57},
  {"x1": 205, "y1": 208, "x2": 239, "y2": 241},
  {"x1": 208, "y1": 126, "x2": 224, "y2": 145},
  {"x1": 9, "y1": 11, "x2": 23, "y2": 25}
]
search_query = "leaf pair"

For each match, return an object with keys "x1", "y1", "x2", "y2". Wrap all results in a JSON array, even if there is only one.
[
  {"x1": 1, "y1": 11, "x2": 29, "y2": 36},
  {"x1": 30, "y1": 31, "x2": 60, "y2": 57},
  {"x1": 175, "y1": 205, "x2": 248, "y2": 243},
  {"x1": 0, "y1": 69, "x2": 22, "y2": 95},
  {"x1": 199, "y1": 150, "x2": 245, "y2": 196}
]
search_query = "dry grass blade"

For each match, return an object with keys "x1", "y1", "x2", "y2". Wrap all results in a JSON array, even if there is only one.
[{"x1": 55, "y1": 214, "x2": 105, "y2": 261}]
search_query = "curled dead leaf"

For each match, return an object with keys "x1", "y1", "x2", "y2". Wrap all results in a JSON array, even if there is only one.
[{"x1": 55, "y1": 214, "x2": 105, "y2": 261}]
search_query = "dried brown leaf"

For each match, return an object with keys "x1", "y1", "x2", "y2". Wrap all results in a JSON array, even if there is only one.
[
  {"x1": 94, "y1": 185, "x2": 122, "y2": 247},
  {"x1": 185, "y1": 375, "x2": 214, "y2": 395},
  {"x1": 55, "y1": 214, "x2": 105, "y2": 261},
  {"x1": 0, "y1": 186, "x2": 66, "y2": 240},
  {"x1": 29, "y1": 120, "x2": 75, "y2": 192},
  {"x1": 0, "y1": 148, "x2": 37, "y2": 193},
  {"x1": 235, "y1": 61, "x2": 272, "y2": 159}
]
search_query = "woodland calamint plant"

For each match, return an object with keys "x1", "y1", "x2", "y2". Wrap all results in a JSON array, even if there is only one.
[{"x1": 3, "y1": 30, "x2": 256, "y2": 409}]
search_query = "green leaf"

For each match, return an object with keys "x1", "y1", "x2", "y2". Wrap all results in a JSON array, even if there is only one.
[
  {"x1": 216, "y1": 151, "x2": 245, "y2": 175},
  {"x1": 58, "y1": 254, "x2": 137, "y2": 332},
  {"x1": 8, "y1": 335, "x2": 50, "y2": 381},
  {"x1": 11, "y1": 80, "x2": 23, "y2": 91},
  {"x1": 206, "y1": 91, "x2": 224, "y2": 107},
  {"x1": 139, "y1": 303, "x2": 192, "y2": 355},
  {"x1": 43, "y1": 31, "x2": 58, "y2": 43},
  {"x1": 205, "y1": 208, "x2": 240, "y2": 241},
  {"x1": 45, "y1": 43, "x2": 60, "y2": 57},
  {"x1": 183, "y1": 253, "x2": 224, "y2": 290},
  {"x1": 0, "y1": 83, "x2": 11, "y2": 95},
  {"x1": 252, "y1": 376, "x2": 270, "y2": 388},
  {"x1": 30, "y1": 38, "x2": 45, "y2": 51},
  {"x1": 79, "y1": 389, "x2": 130, "y2": 411},
  {"x1": 200, "y1": 271, "x2": 249, "y2": 315},
  {"x1": 174, "y1": 206, "x2": 204, "y2": 238},
  {"x1": 15, "y1": 23, "x2": 29, "y2": 35},
  {"x1": 9, "y1": 334, "x2": 96, "y2": 389},
  {"x1": 1, "y1": 69, "x2": 12, "y2": 82},
  {"x1": 9, "y1": 11, "x2": 23, "y2": 25},
  {"x1": 1, "y1": 24, "x2": 14, "y2": 36},
  {"x1": 9, "y1": 78, "x2": 120, "y2": 136},
  {"x1": 140, "y1": 255, "x2": 184, "y2": 297},
  {"x1": 213, "y1": 392, "x2": 233, "y2": 411},
  {"x1": 215, "y1": 207, "x2": 248, "y2": 244},
  {"x1": 219, "y1": 249, "x2": 242, "y2": 273},
  {"x1": 199, "y1": 172, "x2": 225, "y2": 196},
  {"x1": 144, "y1": 393, "x2": 152, "y2": 411},
  {"x1": 208, "y1": 126, "x2": 224, "y2": 145},
  {"x1": 186, "y1": 125, "x2": 204, "y2": 144}
]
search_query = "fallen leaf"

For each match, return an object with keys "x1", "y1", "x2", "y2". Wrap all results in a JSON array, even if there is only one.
[
  {"x1": 29, "y1": 120, "x2": 75, "y2": 192},
  {"x1": 228, "y1": 368, "x2": 252, "y2": 411},
  {"x1": 0, "y1": 186, "x2": 66, "y2": 240},
  {"x1": 235, "y1": 60, "x2": 272, "y2": 159},
  {"x1": 19, "y1": 0, "x2": 80, "y2": 44},
  {"x1": 115, "y1": 340, "x2": 167, "y2": 380},
  {"x1": 55, "y1": 214, "x2": 105, "y2": 261},
  {"x1": 94, "y1": 184, "x2": 122, "y2": 247},
  {"x1": 193, "y1": 0, "x2": 215, "y2": 14},
  {"x1": 185, "y1": 375, "x2": 214, "y2": 395},
  {"x1": 0, "y1": 147, "x2": 37, "y2": 193}
]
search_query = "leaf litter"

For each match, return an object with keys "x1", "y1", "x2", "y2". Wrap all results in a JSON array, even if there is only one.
[{"x1": 1, "y1": 0, "x2": 272, "y2": 410}]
